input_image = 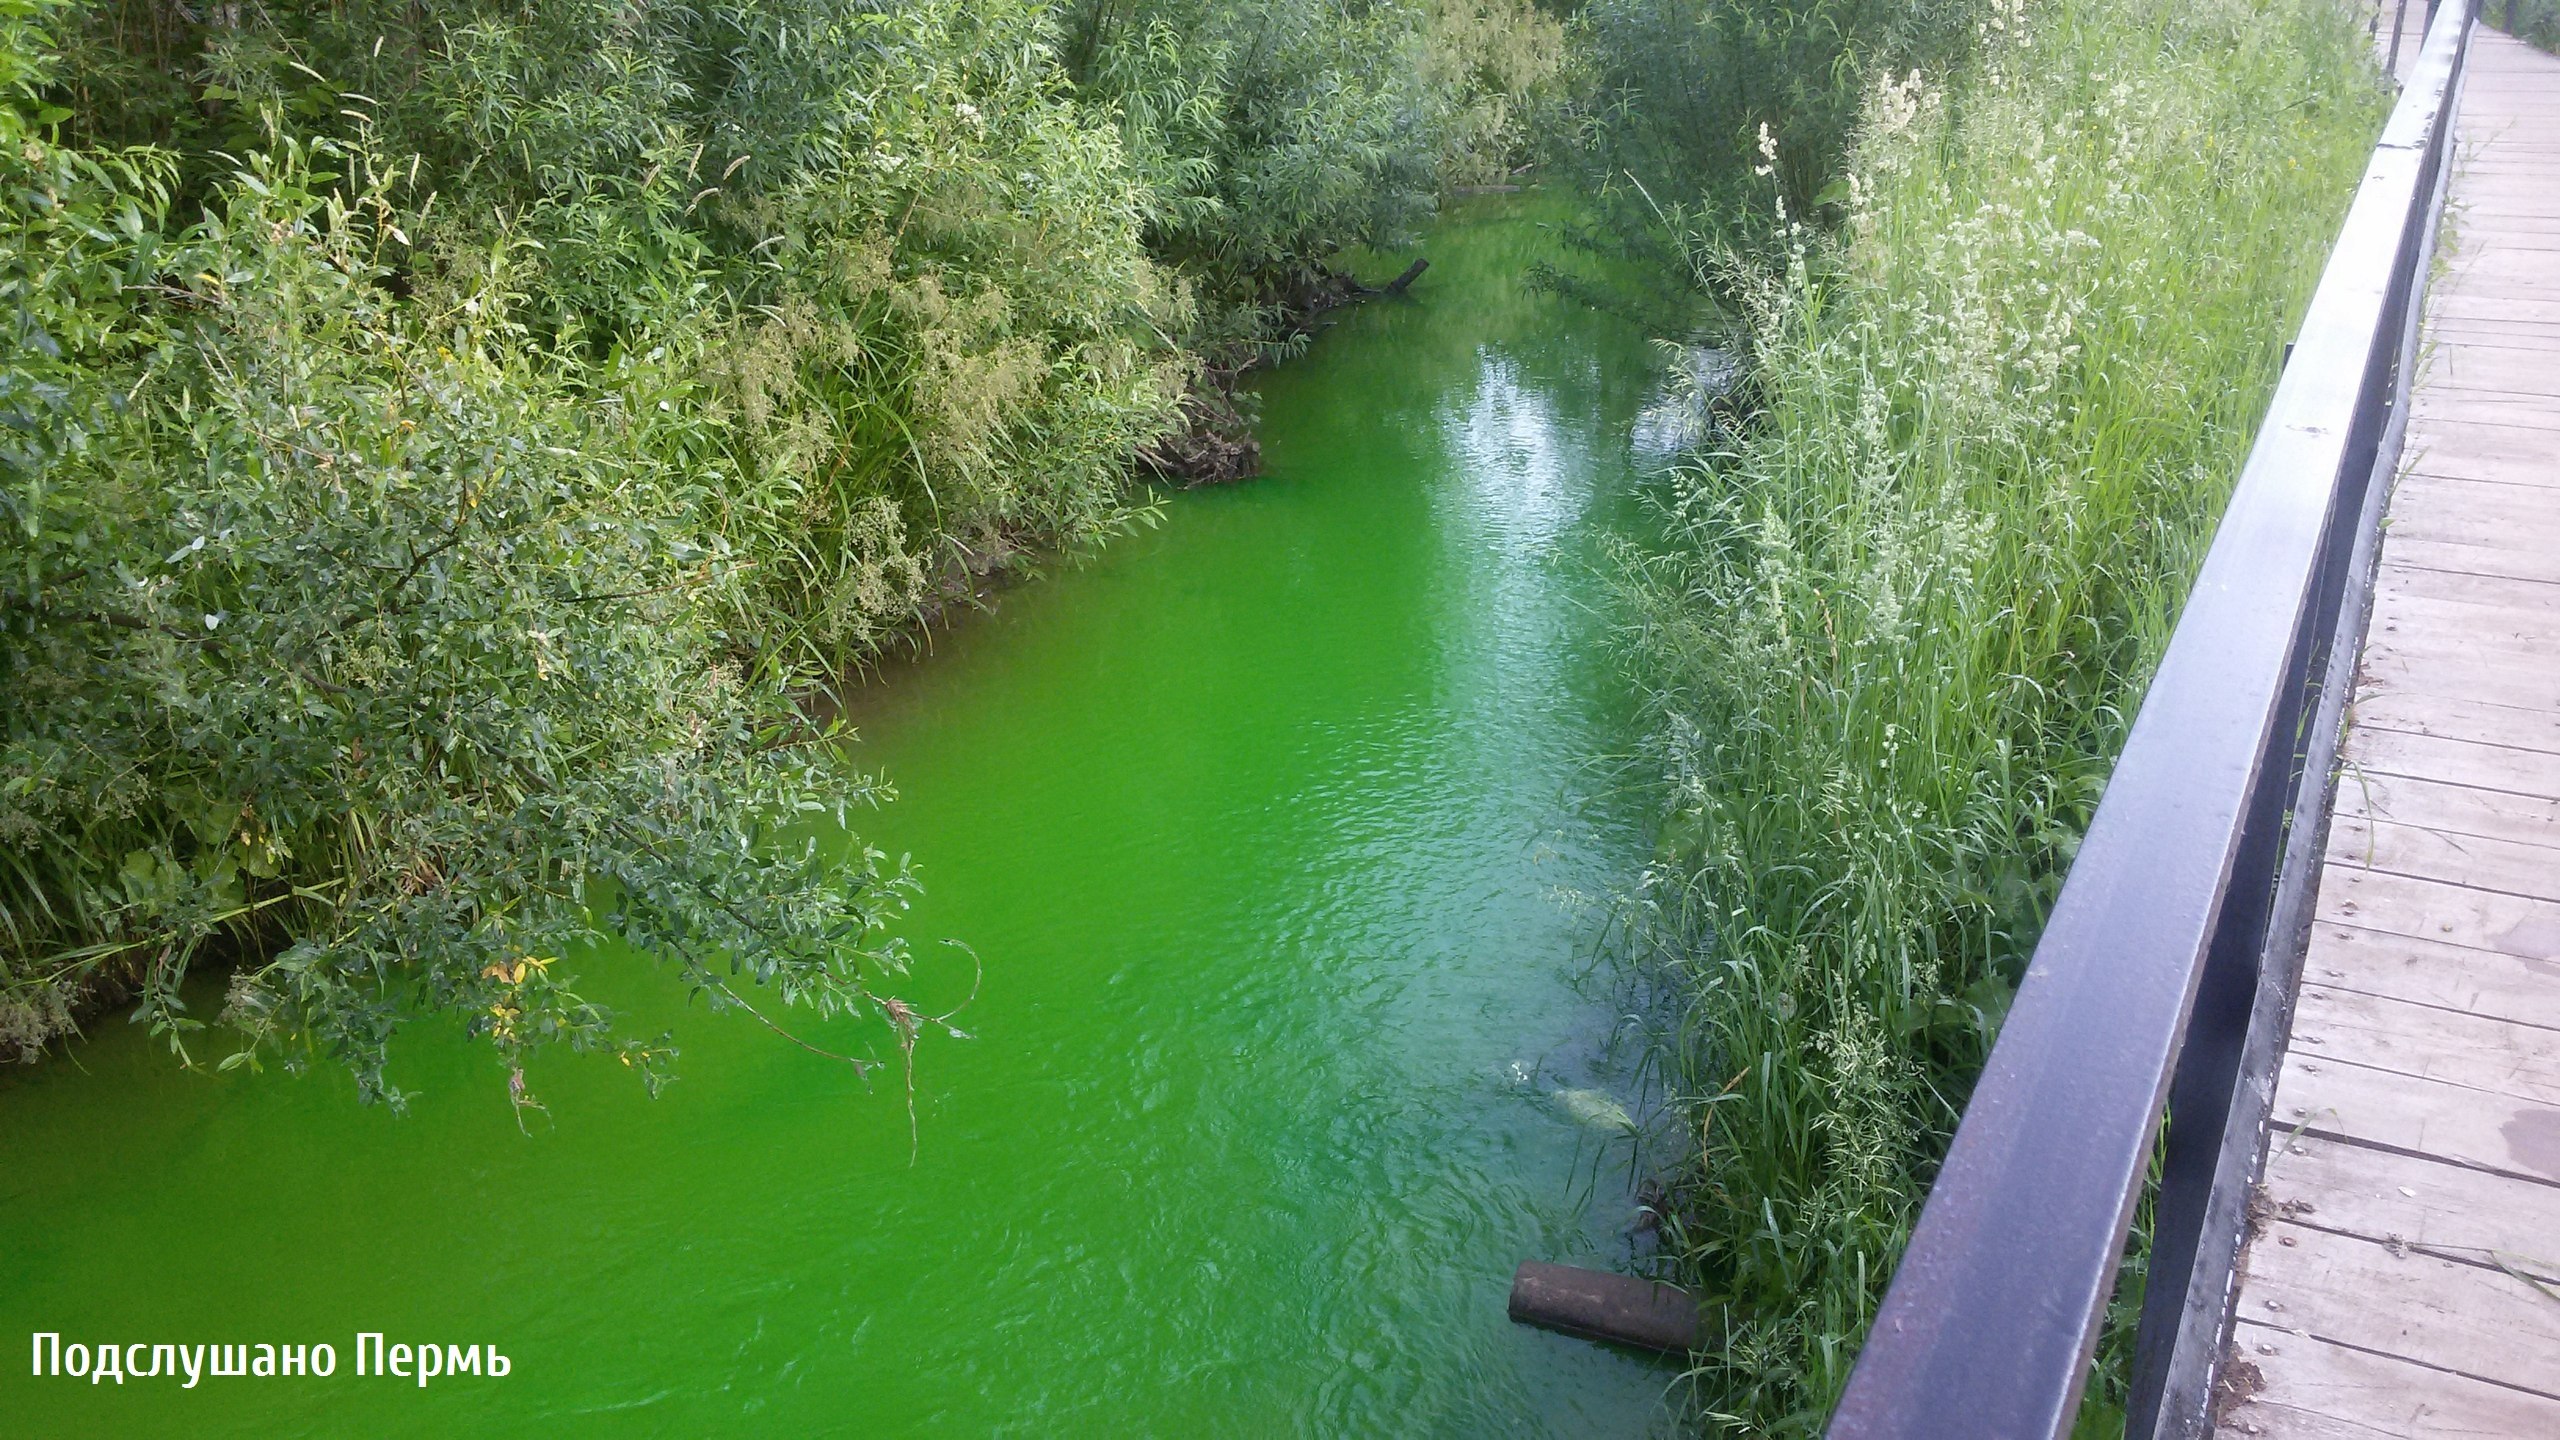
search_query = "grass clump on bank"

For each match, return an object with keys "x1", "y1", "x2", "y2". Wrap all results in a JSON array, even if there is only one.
[{"x1": 1619, "y1": 0, "x2": 2385, "y2": 1428}]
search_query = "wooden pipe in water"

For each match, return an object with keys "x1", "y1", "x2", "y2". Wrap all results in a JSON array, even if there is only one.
[{"x1": 1507, "y1": 1260, "x2": 1700, "y2": 1354}]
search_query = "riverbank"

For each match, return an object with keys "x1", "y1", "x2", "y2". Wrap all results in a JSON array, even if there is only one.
[
  {"x1": 1, "y1": 194, "x2": 1687, "y2": 1438},
  {"x1": 1, "y1": 0, "x2": 1572, "y2": 1090},
  {"x1": 1619, "y1": 0, "x2": 2390, "y2": 1428}
]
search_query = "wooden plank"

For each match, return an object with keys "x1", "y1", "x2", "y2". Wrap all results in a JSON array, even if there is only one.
[
  {"x1": 2234, "y1": 1221, "x2": 2560, "y2": 1394},
  {"x1": 2450, "y1": 199, "x2": 2560, "y2": 223},
  {"x1": 2457, "y1": 174, "x2": 2560, "y2": 193},
  {"x1": 2357, "y1": 641, "x2": 2560, "y2": 709},
  {"x1": 2377, "y1": 533, "x2": 2560, "y2": 587},
  {"x1": 2408, "y1": 392, "x2": 2560, "y2": 433},
  {"x1": 2460, "y1": 234, "x2": 2560, "y2": 258},
  {"x1": 2437, "y1": 248, "x2": 2560, "y2": 272},
  {"x1": 2365, "y1": 597, "x2": 2560, "y2": 657},
  {"x1": 2422, "y1": 299, "x2": 2560, "y2": 338},
  {"x1": 2454, "y1": 230, "x2": 2560, "y2": 248},
  {"x1": 2391, "y1": 471, "x2": 2560, "y2": 529},
  {"x1": 2457, "y1": 178, "x2": 2560, "y2": 197},
  {"x1": 2436, "y1": 256, "x2": 2560, "y2": 296},
  {"x1": 2351, "y1": 680, "x2": 2560, "y2": 753},
  {"x1": 2412, "y1": 384, "x2": 2560, "y2": 418},
  {"x1": 2453, "y1": 200, "x2": 2560, "y2": 219},
  {"x1": 2431, "y1": 282, "x2": 2560, "y2": 309},
  {"x1": 2314, "y1": 865, "x2": 2560, "y2": 960},
  {"x1": 2355, "y1": 589, "x2": 2560, "y2": 650},
  {"x1": 2444, "y1": 220, "x2": 2560, "y2": 245},
  {"x1": 2415, "y1": 355, "x2": 2560, "y2": 390},
  {"x1": 2356, "y1": 640, "x2": 2560, "y2": 711},
  {"x1": 2287, "y1": 983, "x2": 2560, "y2": 1106},
  {"x1": 2399, "y1": 451, "x2": 2560, "y2": 490},
  {"x1": 2416, "y1": 356, "x2": 2560, "y2": 399},
  {"x1": 2437, "y1": 258, "x2": 2560, "y2": 289},
  {"x1": 2448, "y1": 180, "x2": 2560, "y2": 208},
  {"x1": 2365, "y1": 548, "x2": 2560, "y2": 604},
  {"x1": 2367, "y1": 586, "x2": 2560, "y2": 652},
  {"x1": 2437, "y1": 233, "x2": 2560, "y2": 257},
  {"x1": 2426, "y1": 307, "x2": 2560, "y2": 335},
  {"x1": 2355, "y1": 576, "x2": 2560, "y2": 645},
  {"x1": 2423, "y1": 325, "x2": 2560, "y2": 355},
  {"x1": 2342, "y1": 727, "x2": 2560, "y2": 800},
  {"x1": 2428, "y1": 292, "x2": 2560, "y2": 327},
  {"x1": 2275, "y1": 1051, "x2": 2560, "y2": 1185},
  {"x1": 2426, "y1": 301, "x2": 2560, "y2": 324},
  {"x1": 2335, "y1": 769, "x2": 2560, "y2": 848},
  {"x1": 2377, "y1": 484, "x2": 2560, "y2": 562},
  {"x1": 2457, "y1": 199, "x2": 2560, "y2": 222},
  {"x1": 2325, "y1": 815, "x2": 2560, "y2": 904},
  {"x1": 2223, "y1": 1324, "x2": 2560, "y2": 1438},
  {"x1": 2259, "y1": 1136, "x2": 2560, "y2": 1283},
  {"x1": 2359, "y1": 583, "x2": 2560, "y2": 668},
  {"x1": 2371, "y1": 564, "x2": 2560, "y2": 626},
  {"x1": 2303, "y1": 921, "x2": 2560, "y2": 1030},
  {"x1": 2452, "y1": 171, "x2": 2560, "y2": 189},
  {"x1": 2360, "y1": 628, "x2": 2560, "y2": 697},
  {"x1": 2418, "y1": 344, "x2": 2560, "y2": 398},
  {"x1": 2446, "y1": 212, "x2": 2560, "y2": 238}
]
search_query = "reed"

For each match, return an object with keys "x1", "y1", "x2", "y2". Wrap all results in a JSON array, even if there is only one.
[{"x1": 1619, "y1": 0, "x2": 2386, "y2": 1428}]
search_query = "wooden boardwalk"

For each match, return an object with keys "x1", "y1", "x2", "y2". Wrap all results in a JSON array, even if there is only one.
[{"x1": 2215, "y1": 24, "x2": 2560, "y2": 1439}]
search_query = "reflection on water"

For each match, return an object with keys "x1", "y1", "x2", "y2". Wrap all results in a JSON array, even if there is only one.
[{"x1": 1631, "y1": 343, "x2": 1740, "y2": 462}]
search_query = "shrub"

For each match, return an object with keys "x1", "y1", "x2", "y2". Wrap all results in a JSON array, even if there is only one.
[
  {"x1": 2, "y1": 5, "x2": 938, "y2": 1103},
  {"x1": 1061, "y1": 0, "x2": 1563, "y2": 336},
  {"x1": 1567, "y1": 0, "x2": 1976, "y2": 252},
  {"x1": 56, "y1": 0, "x2": 1192, "y2": 660}
]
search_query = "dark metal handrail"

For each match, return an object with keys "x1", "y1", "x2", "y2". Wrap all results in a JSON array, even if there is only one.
[{"x1": 1825, "y1": 4, "x2": 2476, "y2": 1437}]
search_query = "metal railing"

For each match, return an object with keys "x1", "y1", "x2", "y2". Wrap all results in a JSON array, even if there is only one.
[{"x1": 1825, "y1": 2, "x2": 2476, "y2": 1436}]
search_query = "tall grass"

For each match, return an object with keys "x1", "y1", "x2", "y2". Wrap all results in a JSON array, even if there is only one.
[
  {"x1": 2489, "y1": 0, "x2": 2560, "y2": 53},
  {"x1": 1618, "y1": 0, "x2": 2385, "y2": 1428}
]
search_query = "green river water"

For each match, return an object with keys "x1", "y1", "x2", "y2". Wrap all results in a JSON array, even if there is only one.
[{"x1": 2, "y1": 196, "x2": 1686, "y2": 1437}]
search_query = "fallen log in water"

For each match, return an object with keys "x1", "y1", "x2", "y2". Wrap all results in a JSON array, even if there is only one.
[{"x1": 1506, "y1": 1260, "x2": 1700, "y2": 1353}]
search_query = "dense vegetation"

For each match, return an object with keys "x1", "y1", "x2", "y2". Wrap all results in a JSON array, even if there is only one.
[
  {"x1": 6, "y1": 0, "x2": 2399, "y2": 1428},
  {"x1": 2494, "y1": 0, "x2": 2560, "y2": 53},
  {"x1": 1616, "y1": 0, "x2": 2385, "y2": 1428},
  {"x1": 1568, "y1": 0, "x2": 1972, "y2": 246},
  {"x1": 0, "y1": 0, "x2": 1564, "y2": 1099}
]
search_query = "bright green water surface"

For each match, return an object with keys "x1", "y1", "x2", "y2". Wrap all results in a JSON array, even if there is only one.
[{"x1": 2, "y1": 196, "x2": 1681, "y2": 1437}]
